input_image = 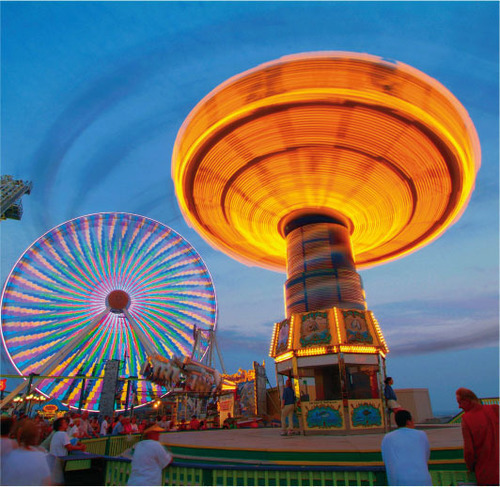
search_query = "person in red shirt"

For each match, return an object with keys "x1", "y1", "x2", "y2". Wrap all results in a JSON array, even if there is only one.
[
  {"x1": 121, "y1": 416, "x2": 133, "y2": 435},
  {"x1": 138, "y1": 419, "x2": 148, "y2": 433},
  {"x1": 456, "y1": 387, "x2": 499, "y2": 486},
  {"x1": 189, "y1": 415, "x2": 200, "y2": 430}
]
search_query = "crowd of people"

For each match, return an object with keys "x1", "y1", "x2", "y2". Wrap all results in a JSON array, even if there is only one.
[
  {"x1": 0, "y1": 410, "x2": 206, "y2": 486},
  {"x1": 1, "y1": 384, "x2": 498, "y2": 486}
]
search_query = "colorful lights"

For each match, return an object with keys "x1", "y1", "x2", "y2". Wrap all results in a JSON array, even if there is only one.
[
  {"x1": 297, "y1": 347, "x2": 329, "y2": 357},
  {"x1": 334, "y1": 308, "x2": 343, "y2": 344},
  {"x1": 339, "y1": 346, "x2": 379, "y2": 354},
  {"x1": 173, "y1": 52, "x2": 480, "y2": 271},
  {"x1": 288, "y1": 315, "x2": 295, "y2": 350},
  {"x1": 0, "y1": 213, "x2": 217, "y2": 411},
  {"x1": 275, "y1": 351, "x2": 294, "y2": 363},
  {"x1": 269, "y1": 322, "x2": 279, "y2": 356},
  {"x1": 368, "y1": 312, "x2": 389, "y2": 354}
]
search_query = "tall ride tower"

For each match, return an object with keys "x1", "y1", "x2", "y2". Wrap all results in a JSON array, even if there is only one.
[{"x1": 172, "y1": 52, "x2": 480, "y2": 433}]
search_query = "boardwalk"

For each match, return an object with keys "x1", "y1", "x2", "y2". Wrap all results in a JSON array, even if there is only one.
[{"x1": 161, "y1": 425, "x2": 464, "y2": 466}]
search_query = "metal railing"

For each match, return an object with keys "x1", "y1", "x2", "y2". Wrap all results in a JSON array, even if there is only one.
[
  {"x1": 101, "y1": 458, "x2": 385, "y2": 486},
  {"x1": 448, "y1": 397, "x2": 499, "y2": 424},
  {"x1": 101, "y1": 459, "x2": 476, "y2": 486},
  {"x1": 67, "y1": 454, "x2": 475, "y2": 486},
  {"x1": 77, "y1": 436, "x2": 476, "y2": 486},
  {"x1": 83, "y1": 434, "x2": 142, "y2": 456}
]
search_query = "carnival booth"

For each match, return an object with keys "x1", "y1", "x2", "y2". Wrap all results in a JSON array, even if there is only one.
[
  {"x1": 221, "y1": 363, "x2": 268, "y2": 427},
  {"x1": 270, "y1": 308, "x2": 388, "y2": 435}
]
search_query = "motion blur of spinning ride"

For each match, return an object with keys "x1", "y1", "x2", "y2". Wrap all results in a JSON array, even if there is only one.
[
  {"x1": 0, "y1": 212, "x2": 217, "y2": 411},
  {"x1": 172, "y1": 52, "x2": 480, "y2": 433}
]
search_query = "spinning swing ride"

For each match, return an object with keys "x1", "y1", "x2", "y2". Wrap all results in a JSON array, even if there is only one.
[{"x1": 172, "y1": 51, "x2": 480, "y2": 432}]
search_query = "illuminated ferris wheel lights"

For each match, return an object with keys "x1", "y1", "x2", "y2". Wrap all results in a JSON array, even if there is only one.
[{"x1": 1, "y1": 212, "x2": 217, "y2": 411}]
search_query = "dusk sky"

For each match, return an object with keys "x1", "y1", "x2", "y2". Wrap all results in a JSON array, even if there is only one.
[{"x1": 1, "y1": 1, "x2": 498, "y2": 415}]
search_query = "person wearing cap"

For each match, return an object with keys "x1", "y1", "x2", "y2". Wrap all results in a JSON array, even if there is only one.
[{"x1": 127, "y1": 424, "x2": 172, "y2": 486}]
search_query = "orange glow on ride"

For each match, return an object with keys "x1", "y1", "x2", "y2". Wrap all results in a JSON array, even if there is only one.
[
  {"x1": 339, "y1": 345, "x2": 379, "y2": 354},
  {"x1": 296, "y1": 346, "x2": 329, "y2": 357},
  {"x1": 275, "y1": 351, "x2": 294, "y2": 363},
  {"x1": 369, "y1": 311, "x2": 389, "y2": 354},
  {"x1": 173, "y1": 52, "x2": 480, "y2": 271}
]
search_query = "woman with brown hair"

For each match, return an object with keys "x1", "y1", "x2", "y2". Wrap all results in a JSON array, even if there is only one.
[{"x1": 2, "y1": 419, "x2": 52, "y2": 485}]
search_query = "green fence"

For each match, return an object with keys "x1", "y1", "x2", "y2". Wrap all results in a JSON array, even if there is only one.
[
  {"x1": 83, "y1": 434, "x2": 142, "y2": 456},
  {"x1": 448, "y1": 397, "x2": 499, "y2": 424},
  {"x1": 78, "y1": 436, "x2": 475, "y2": 486},
  {"x1": 94, "y1": 458, "x2": 475, "y2": 486},
  {"x1": 101, "y1": 459, "x2": 385, "y2": 486}
]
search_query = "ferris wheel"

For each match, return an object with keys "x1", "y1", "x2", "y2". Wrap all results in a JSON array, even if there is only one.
[{"x1": 0, "y1": 212, "x2": 217, "y2": 411}]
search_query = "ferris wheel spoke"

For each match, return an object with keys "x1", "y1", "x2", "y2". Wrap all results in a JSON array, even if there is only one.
[
  {"x1": 122, "y1": 308, "x2": 158, "y2": 358},
  {"x1": 130, "y1": 307, "x2": 192, "y2": 349},
  {"x1": 0, "y1": 307, "x2": 109, "y2": 408},
  {"x1": 44, "y1": 237, "x2": 98, "y2": 292}
]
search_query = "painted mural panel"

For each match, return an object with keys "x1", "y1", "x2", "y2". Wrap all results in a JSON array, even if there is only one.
[
  {"x1": 275, "y1": 319, "x2": 290, "y2": 355},
  {"x1": 342, "y1": 310, "x2": 374, "y2": 345},
  {"x1": 303, "y1": 400, "x2": 344, "y2": 430},
  {"x1": 348, "y1": 399, "x2": 384, "y2": 429},
  {"x1": 236, "y1": 380, "x2": 255, "y2": 417},
  {"x1": 299, "y1": 311, "x2": 331, "y2": 347}
]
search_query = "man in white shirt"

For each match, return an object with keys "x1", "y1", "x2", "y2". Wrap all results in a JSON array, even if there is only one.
[
  {"x1": 381, "y1": 409, "x2": 432, "y2": 486},
  {"x1": 127, "y1": 424, "x2": 172, "y2": 486},
  {"x1": 80, "y1": 410, "x2": 98, "y2": 438},
  {"x1": 68, "y1": 416, "x2": 83, "y2": 439},
  {"x1": 50, "y1": 418, "x2": 86, "y2": 456},
  {"x1": 100, "y1": 415, "x2": 110, "y2": 436}
]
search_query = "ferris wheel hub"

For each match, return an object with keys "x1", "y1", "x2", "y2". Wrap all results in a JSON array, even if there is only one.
[{"x1": 107, "y1": 289, "x2": 130, "y2": 312}]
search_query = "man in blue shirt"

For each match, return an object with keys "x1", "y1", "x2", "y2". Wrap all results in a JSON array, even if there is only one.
[
  {"x1": 112, "y1": 415, "x2": 125, "y2": 435},
  {"x1": 381, "y1": 409, "x2": 432, "y2": 486},
  {"x1": 281, "y1": 378, "x2": 296, "y2": 436}
]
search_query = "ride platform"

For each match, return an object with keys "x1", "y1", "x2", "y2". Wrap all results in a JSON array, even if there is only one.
[{"x1": 161, "y1": 424, "x2": 465, "y2": 468}]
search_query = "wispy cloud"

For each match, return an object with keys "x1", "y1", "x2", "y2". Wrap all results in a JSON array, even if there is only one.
[
  {"x1": 217, "y1": 292, "x2": 499, "y2": 362},
  {"x1": 375, "y1": 293, "x2": 499, "y2": 356},
  {"x1": 29, "y1": 37, "x2": 188, "y2": 232}
]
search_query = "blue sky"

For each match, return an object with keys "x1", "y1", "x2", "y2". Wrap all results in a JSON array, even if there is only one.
[{"x1": 1, "y1": 1, "x2": 498, "y2": 415}]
